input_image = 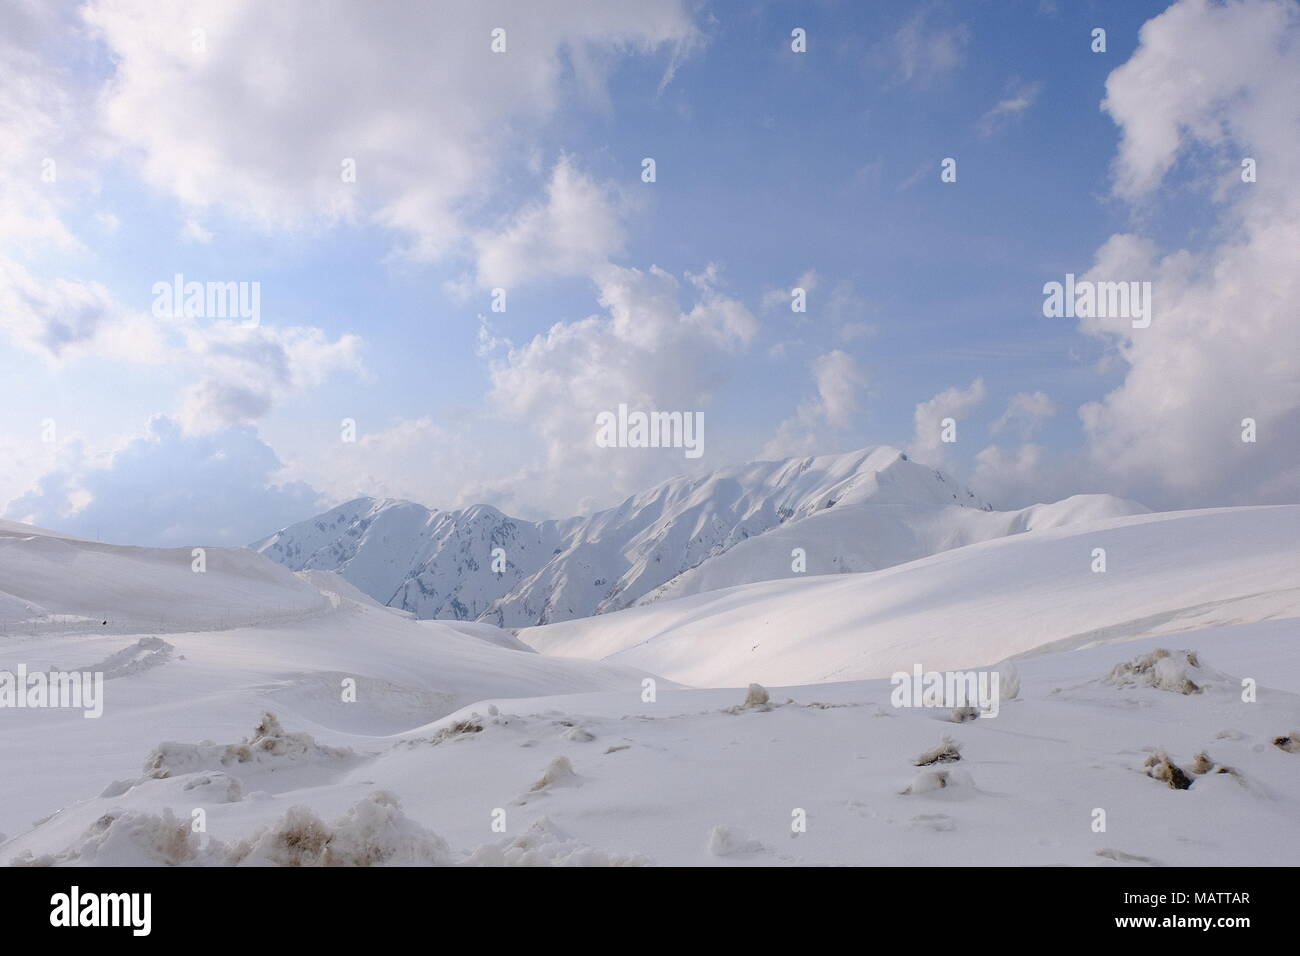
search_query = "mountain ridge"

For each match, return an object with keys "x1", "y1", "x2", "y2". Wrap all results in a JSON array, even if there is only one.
[{"x1": 252, "y1": 446, "x2": 1148, "y2": 626}]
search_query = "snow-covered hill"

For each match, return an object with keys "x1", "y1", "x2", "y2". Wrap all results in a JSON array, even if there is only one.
[
  {"x1": 521, "y1": 505, "x2": 1300, "y2": 687},
  {"x1": 0, "y1": 519, "x2": 328, "y2": 634},
  {"x1": 0, "y1": 520, "x2": 656, "y2": 839},
  {"x1": 252, "y1": 447, "x2": 1146, "y2": 626}
]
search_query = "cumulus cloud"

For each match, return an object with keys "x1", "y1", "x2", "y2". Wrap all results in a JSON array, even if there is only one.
[
  {"x1": 473, "y1": 157, "x2": 626, "y2": 289},
  {"x1": 0, "y1": 254, "x2": 363, "y2": 431},
  {"x1": 82, "y1": 0, "x2": 699, "y2": 265},
  {"x1": 1079, "y1": 0, "x2": 1300, "y2": 506},
  {"x1": 0, "y1": 1, "x2": 93, "y2": 253},
  {"x1": 4, "y1": 417, "x2": 321, "y2": 546},
  {"x1": 991, "y1": 391, "x2": 1057, "y2": 439},
  {"x1": 811, "y1": 350, "x2": 869, "y2": 429},
  {"x1": 971, "y1": 442, "x2": 1048, "y2": 507},
  {"x1": 177, "y1": 322, "x2": 364, "y2": 434},
  {"x1": 0, "y1": 257, "x2": 173, "y2": 364},
  {"x1": 762, "y1": 350, "x2": 868, "y2": 459},
  {"x1": 482, "y1": 263, "x2": 757, "y2": 513},
  {"x1": 1101, "y1": 0, "x2": 1296, "y2": 202},
  {"x1": 275, "y1": 415, "x2": 506, "y2": 515},
  {"x1": 909, "y1": 377, "x2": 986, "y2": 464}
]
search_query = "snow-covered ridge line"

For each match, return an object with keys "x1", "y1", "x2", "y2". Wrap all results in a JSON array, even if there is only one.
[
  {"x1": 251, "y1": 446, "x2": 1147, "y2": 626},
  {"x1": 521, "y1": 504, "x2": 1300, "y2": 688}
]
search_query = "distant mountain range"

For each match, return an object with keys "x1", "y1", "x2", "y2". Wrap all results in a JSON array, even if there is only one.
[{"x1": 251, "y1": 446, "x2": 1148, "y2": 626}]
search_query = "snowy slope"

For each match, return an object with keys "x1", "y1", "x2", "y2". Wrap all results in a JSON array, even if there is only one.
[
  {"x1": 522, "y1": 506, "x2": 1300, "y2": 687},
  {"x1": 0, "y1": 521, "x2": 656, "y2": 839},
  {"x1": 0, "y1": 519, "x2": 328, "y2": 633},
  {"x1": 3, "y1": 507, "x2": 1299, "y2": 866},
  {"x1": 253, "y1": 447, "x2": 1145, "y2": 626},
  {"x1": 643, "y1": 492, "x2": 1150, "y2": 604},
  {"x1": 4, "y1": 622, "x2": 1299, "y2": 866}
]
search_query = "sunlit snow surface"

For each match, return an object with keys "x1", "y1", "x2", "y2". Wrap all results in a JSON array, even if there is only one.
[{"x1": 1, "y1": 505, "x2": 1297, "y2": 866}]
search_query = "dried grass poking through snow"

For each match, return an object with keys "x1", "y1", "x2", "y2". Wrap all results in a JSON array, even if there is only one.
[
  {"x1": 1144, "y1": 751, "x2": 1193, "y2": 790},
  {"x1": 1106, "y1": 648, "x2": 1212, "y2": 695},
  {"x1": 1272, "y1": 731, "x2": 1300, "y2": 753},
  {"x1": 142, "y1": 711, "x2": 352, "y2": 779},
  {"x1": 8, "y1": 808, "x2": 211, "y2": 867},
  {"x1": 228, "y1": 791, "x2": 452, "y2": 867},
  {"x1": 723, "y1": 682, "x2": 776, "y2": 714},
  {"x1": 528, "y1": 756, "x2": 578, "y2": 792},
  {"x1": 914, "y1": 736, "x2": 962, "y2": 766}
]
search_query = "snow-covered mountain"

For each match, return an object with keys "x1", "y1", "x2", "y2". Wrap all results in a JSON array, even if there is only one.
[
  {"x1": 252, "y1": 447, "x2": 1147, "y2": 626},
  {"x1": 521, "y1": 504, "x2": 1300, "y2": 686}
]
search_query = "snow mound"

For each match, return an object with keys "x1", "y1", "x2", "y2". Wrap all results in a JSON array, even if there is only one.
[
  {"x1": 527, "y1": 756, "x2": 579, "y2": 793},
  {"x1": 1106, "y1": 648, "x2": 1217, "y2": 695},
  {"x1": 706, "y1": 825, "x2": 766, "y2": 858},
  {"x1": 902, "y1": 767, "x2": 975, "y2": 796},
  {"x1": 142, "y1": 712, "x2": 352, "y2": 779},
  {"x1": 1143, "y1": 751, "x2": 1193, "y2": 790},
  {"x1": 9, "y1": 807, "x2": 213, "y2": 867},
  {"x1": 181, "y1": 772, "x2": 243, "y2": 803},
  {"x1": 81, "y1": 636, "x2": 174, "y2": 679},
  {"x1": 465, "y1": 818, "x2": 647, "y2": 867},
  {"x1": 229, "y1": 791, "x2": 452, "y2": 867}
]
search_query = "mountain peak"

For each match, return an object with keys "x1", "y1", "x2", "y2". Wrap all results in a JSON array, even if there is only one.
[{"x1": 252, "y1": 446, "x2": 1140, "y2": 626}]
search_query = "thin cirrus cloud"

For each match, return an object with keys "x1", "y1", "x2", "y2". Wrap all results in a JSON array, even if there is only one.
[{"x1": 978, "y1": 78, "x2": 1043, "y2": 137}]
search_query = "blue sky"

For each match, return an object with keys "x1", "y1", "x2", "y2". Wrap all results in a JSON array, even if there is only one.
[{"x1": 1, "y1": 0, "x2": 1296, "y2": 545}]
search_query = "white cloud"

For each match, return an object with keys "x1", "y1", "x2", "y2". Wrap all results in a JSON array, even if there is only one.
[
  {"x1": 1102, "y1": 0, "x2": 1296, "y2": 202},
  {"x1": 979, "y1": 77, "x2": 1042, "y2": 136},
  {"x1": 482, "y1": 263, "x2": 756, "y2": 513},
  {"x1": 886, "y1": 10, "x2": 970, "y2": 87},
  {"x1": 0, "y1": 257, "x2": 170, "y2": 364},
  {"x1": 276, "y1": 416, "x2": 496, "y2": 513},
  {"x1": 1080, "y1": 0, "x2": 1300, "y2": 506},
  {"x1": 812, "y1": 350, "x2": 868, "y2": 429},
  {"x1": 761, "y1": 269, "x2": 818, "y2": 314},
  {"x1": 991, "y1": 391, "x2": 1057, "y2": 439},
  {"x1": 177, "y1": 322, "x2": 364, "y2": 434},
  {"x1": 971, "y1": 442, "x2": 1047, "y2": 506},
  {"x1": 909, "y1": 377, "x2": 986, "y2": 464},
  {"x1": 0, "y1": 254, "x2": 363, "y2": 432},
  {"x1": 473, "y1": 157, "x2": 625, "y2": 288},
  {"x1": 0, "y1": 2, "x2": 95, "y2": 252},
  {"x1": 762, "y1": 350, "x2": 868, "y2": 459},
  {"x1": 4, "y1": 417, "x2": 322, "y2": 546},
  {"x1": 83, "y1": 0, "x2": 700, "y2": 265},
  {"x1": 180, "y1": 218, "x2": 213, "y2": 243}
]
